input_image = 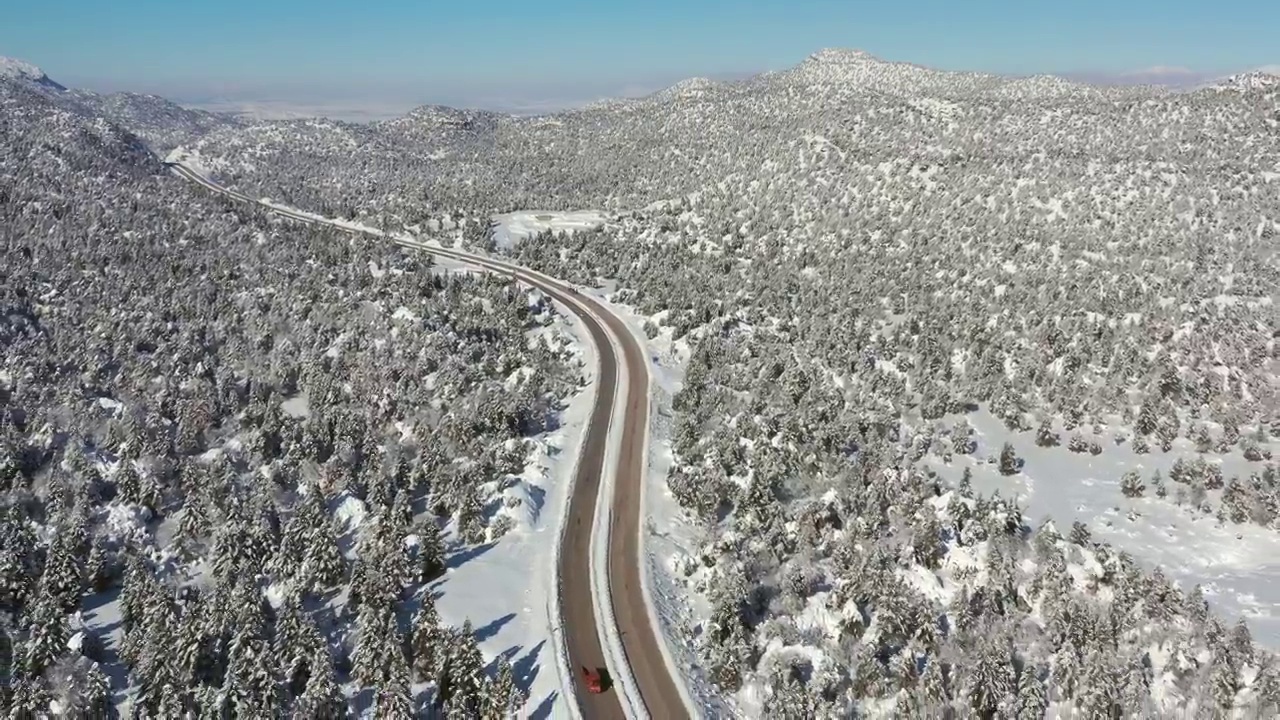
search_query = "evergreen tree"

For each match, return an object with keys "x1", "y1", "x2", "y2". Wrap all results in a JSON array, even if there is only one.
[
  {"x1": 1034, "y1": 418, "x2": 1059, "y2": 447},
  {"x1": 411, "y1": 592, "x2": 446, "y2": 682},
  {"x1": 222, "y1": 588, "x2": 280, "y2": 718},
  {"x1": 483, "y1": 656, "x2": 523, "y2": 719},
  {"x1": 20, "y1": 590, "x2": 69, "y2": 679},
  {"x1": 1120, "y1": 469, "x2": 1145, "y2": 498},
  {"x1": 373, "y1": 629, "x2": 414, "y2": 720},
  {"x1": 447, "y1": 621, "x2": 487, "y2": 715},
  {"x1": 1051, "y1": 637, "x2": 1081, "y2": 701},
  {"x1": 919, "y1": 657, "x2": 951, "y2": 709},
  {"x1": 967, "y1": 633, "x2": 1015, "y2": 717},
  {"x1": 290, "y1": 638, "x2": 345, "y2": 720},
  {"x1": 7, "y1": 678, "x2": 50, "y2": 720},
  {"x1": 418, "y1": 518, "x2": 447, "y2": 583},
  {"x1": 274, "y1": 592, "x2": 312, "y2": 701},
  {"x1": 998, "y1": 442, "x2": 1020, "y2": 476},
  {"x1": 1015, "y1": 665, "x2": 1048, "y2": 719},
  {"x1": 1209, "y1": 647, "x2": 1238, "y2": 714}
]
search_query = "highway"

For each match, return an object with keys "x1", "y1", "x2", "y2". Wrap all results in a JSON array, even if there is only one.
[{"x1": 168, "y1": 163, "x2": 692, "y2": 720}]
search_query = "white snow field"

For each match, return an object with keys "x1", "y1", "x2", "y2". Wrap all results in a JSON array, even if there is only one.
[
  {"x1": 928, "y1": 409, "x2": 1280, "y2": 648},
  {"x1": 490, "y1": 210, "x2": 608, "y2": 251}
]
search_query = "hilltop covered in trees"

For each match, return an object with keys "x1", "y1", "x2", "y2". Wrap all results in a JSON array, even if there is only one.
[
  {"x1": 4, "y1": 46, "x2": 1280, "y2": 717},
  {"x1": 2, "y1": 66, "x2": 579, "y2": 717}
]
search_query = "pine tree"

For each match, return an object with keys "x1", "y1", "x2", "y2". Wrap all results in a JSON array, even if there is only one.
[
  {"x1": 762, "y1": 667, "x2": 820, "y2": 719},
  {"x1": 456, "y1": 486, "x2": 488, "y2": 545},
  {"x1": 1034, "y1": 419, "x2": 1059, "y2": 447},
  {"x1": 1117, "y1": 653, "x2": 1152, "y2": 717},
  {"x1": 116, "y1": 459, "x2": 142, "y2": 506},
  {"x1": 912, "y1": 511, "x2": 942, "y2": 569},
  {"x1": 173, "y1": 498, "x2": 210, "y2": 560},
  {"x1": 919, "y1": 657, "x2": 950, "y2": 708},
  {"x1": 77, "y1": 660, "x2": 113, "y2": 719},
  {"x1": 1051, "y1": 637, "x2": 1081, "y2": 701},
  {"x1": 1068, "y1": 520, "x2": 1091, "y2": 546},
  {"x1": 302, "y1": 492, "x2": 344, "y2": 591},
  {"x1": 290, "y1": 638, "x2": 345, "y2": 720},
  {"x1": 274, "y1": 592, "x2": 312, "y2": 700},
  {"x1": 1132, "y1": 433, "x2": 1150, "y2": 455},
  {"x1": 1227, "y1": 619, "x2": 1254, "y2": 668},
  {"x1": 998, "y1": 442, "x2": 1020, "y2": 476},
  {"x1": 447, "y1": 621, "x2": 487, "y2": 715},
  {"x1": 352, "y1": 592, "x2": 397, "y2": 689},
  {"x1": 1076, "y1": 644, "x2": 1120, "y2": 719},
  {"x1": 967, "y1": 633, "x2": 1015, "y2": 717},
  {"x1": 411, "y1": 592, "x2": 446, "y2": 682},
  {"x1": 0, "y1": 626, "x2": 13, "y2": 697},
  {"x1": 223, "y1": 588, "x2": 280, "y2": 718},
  {"x1": 1015, "y1": 665, "x2": 1048, "y2": 719},
  {"x1": 418, "y1": 518, "x2": 447, "y2": 583},
  {"x1": 84, "y1": 531, "x2": 112, "y2": 593},
  {"x1": 20, "y1": 589, "x2": 69, "y2": 679},
  {"x1": 1120, "y1": 469, "x2": 1145, "y2": 498},
  {"x1": 7, "y1": 677, "x2": 50, "y2": 720},
  {"x1": 483, "y1": 656, "x2": 523, "y2": 719},
  {"x1": 374, "y1": 629, "x2": 414, "y2": 720},
  {"x1": 132, "y1": 602, "x2": 180, "y2": 715},
  {"x1": 1209, "y1": 648, "x2": 1238, "y2": 713}
]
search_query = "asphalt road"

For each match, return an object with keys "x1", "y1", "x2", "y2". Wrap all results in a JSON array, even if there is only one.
[{"x1": 170, "y1": 163, "x2": 691, "y2": 720}]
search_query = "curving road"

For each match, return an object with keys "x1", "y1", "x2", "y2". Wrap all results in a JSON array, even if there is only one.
[{"x1": 168, "y1": 163, "x2": 691, "y2": 720}]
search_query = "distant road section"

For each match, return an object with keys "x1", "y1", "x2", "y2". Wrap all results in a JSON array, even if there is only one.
[{"x1": 169, "y1": 162, "x2": 692, "y2": 720}]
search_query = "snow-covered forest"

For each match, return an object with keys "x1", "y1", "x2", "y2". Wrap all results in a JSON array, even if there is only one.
[
  {"x1": 5, "y1": 45, "x2": 1280, "y2": 718},
  {"x1": 2, "y1": 67, "x2": 583, "y2": 717}
]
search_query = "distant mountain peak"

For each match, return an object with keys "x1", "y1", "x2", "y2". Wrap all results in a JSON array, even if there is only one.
[
  {"x1": 0, "y1": 55, "x2": 66, "y2": 91},
  {"x1": 1210, "y1": 70, "x2": 1280, "y2": 92},
  {"x1": 805, "y1": 48, "x2": 882, "y2": 65}
]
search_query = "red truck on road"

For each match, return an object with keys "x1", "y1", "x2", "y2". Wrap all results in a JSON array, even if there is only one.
[{"x1": 581, "y1": 666, "x2": 610, "y2": 694}]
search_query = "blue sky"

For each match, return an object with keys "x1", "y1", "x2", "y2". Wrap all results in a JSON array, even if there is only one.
[{"x1": 3, "y1": 0, "x2": 1278, "y2": 116}]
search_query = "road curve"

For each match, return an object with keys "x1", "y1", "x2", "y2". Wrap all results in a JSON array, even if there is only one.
[{"x1": 168, "y1": 163, "x2": 691, "y2": 720}]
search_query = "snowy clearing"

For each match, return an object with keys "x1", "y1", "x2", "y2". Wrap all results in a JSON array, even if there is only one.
[{"x1": 491, "y1": 211, "x2": 608, "y2": 250}]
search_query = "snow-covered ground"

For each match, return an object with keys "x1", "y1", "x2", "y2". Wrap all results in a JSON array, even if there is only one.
[
  {"x1": 929, "y1": 408, "x2": 1280, "y2": 648},
  {"x1": 430, "y1": 304, "x2": 597, "y2": 719},
  {"x1": 491, "y1": 211, "x2": 608, "y2": 250}
]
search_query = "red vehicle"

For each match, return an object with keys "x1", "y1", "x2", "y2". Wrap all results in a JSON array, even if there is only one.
[{"x1": 582, "y1": 666, "x2": 610, "y2": 694}]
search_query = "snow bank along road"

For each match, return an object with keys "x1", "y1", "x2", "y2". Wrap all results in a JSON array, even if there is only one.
[{"x1": 168, "y1": 162, "x2": 691, "y2": 720}]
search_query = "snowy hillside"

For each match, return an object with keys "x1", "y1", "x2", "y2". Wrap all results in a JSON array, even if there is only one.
[
  {"x1": 1, "y1": 69, "x2": 587, "y2": 718},
  {"x1": 4, "y1": 44, "x2": 1280, "y2": 719},
  {"x1": 0, "y1": 55, "x2": 66, "y2": 90}
]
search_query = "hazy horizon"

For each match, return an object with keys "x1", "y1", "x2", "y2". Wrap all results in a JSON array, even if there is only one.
[{"x1": 4, "y1": 0, "x2": 1278, "y2": 122}]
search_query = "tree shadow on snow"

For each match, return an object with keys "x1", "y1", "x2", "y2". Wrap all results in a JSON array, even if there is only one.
[
  {"x1": 512, "y1": 639, "x2": 545, "y2": 696},
  {"x1": 445, "y1": 541, "x2": 495, "y2": 570},
  {"x1": 82, "y1": 588, "x2": 129, "y2": 701},
  {"x1": 473, "y1": 612, "x2": 516, "y2": 643},
  {"x1": 528, "y1": 691, "x2": 559, "y2": 720},
  {"x1": 527, "y1": 485, "x2": 546, "y2": 521}
]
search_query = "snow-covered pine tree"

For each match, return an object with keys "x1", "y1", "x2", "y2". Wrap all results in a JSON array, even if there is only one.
[
  {"x1": 373, "y1": 627, "x2": 414, "y2": 720},
  {"x1": 411, "y1": 591, "x2": 446, "y2": 682},
  {"x1": 222, "y1": 586, "x2": 280, "y2": 717},
  {"x1": 483, "y1": 656, "x2": 523, "y2": 720},
  {"x1": 1120, "y1": 469, "x2": 1145, "y2": 498},
  {"x1": 290, "y1": 637, "x2": 346, "y2": 719},
  {"x1": 417, "y1": 516, "x2": 447, "y2": 584},
  {"x1": 1015, "y1": 664, "x2": 1047, "y2": 719},
  {"x1": 447, "y1": 620, "x2": 488, "y2": 714}
]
